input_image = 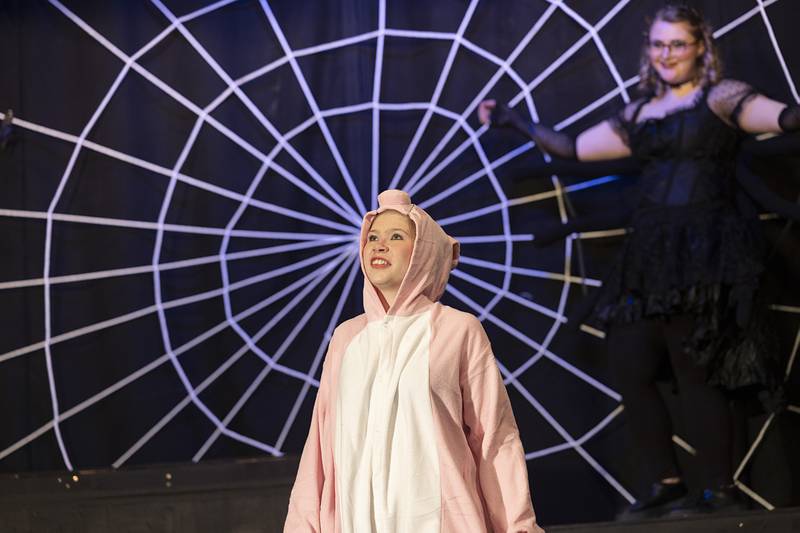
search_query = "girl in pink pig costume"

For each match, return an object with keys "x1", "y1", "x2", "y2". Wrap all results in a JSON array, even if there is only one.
[{"x1": 284, "y1": 189, "x2": 544, "y2": 533}]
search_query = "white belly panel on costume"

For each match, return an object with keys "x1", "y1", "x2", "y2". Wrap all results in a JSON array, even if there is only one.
[{"x1": 335, "y1": 312, "x2": 441, "y2": 533}]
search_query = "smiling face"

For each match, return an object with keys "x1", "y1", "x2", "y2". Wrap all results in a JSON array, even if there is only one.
[
  {"x1": 364, "y1": 210, "x2": 416, "y2": 308},
  {"x1": 648, "y1": 19, "x2": 705, "y2": 87}
]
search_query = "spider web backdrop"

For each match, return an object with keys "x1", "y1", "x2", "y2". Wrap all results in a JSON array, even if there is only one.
[{"x1": 0, "y1": 0, "x2": 798, "y2": 525}]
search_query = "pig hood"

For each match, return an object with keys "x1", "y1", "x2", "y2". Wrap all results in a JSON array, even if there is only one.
[{"x1": 359, "y1": 190, "x2": 460, "y2": 320}]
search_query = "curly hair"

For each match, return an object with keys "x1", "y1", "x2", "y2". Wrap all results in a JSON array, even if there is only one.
[{"x1": 638, "y1": 4, "x2": 723, "y2": 96}]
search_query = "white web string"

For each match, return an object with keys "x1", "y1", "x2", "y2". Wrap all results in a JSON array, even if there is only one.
[
  {"x1": 550, "y1": 0, "x2": 631, "y2": 104},
  {"x1": 756, "y1": 0, "x2": 800, "y2": 103},
  {"x1": 452, "y1": 249, "x2": 577, "y2": 384},
  {"x1": 0, "y1": 206, "x2": 352, "y2": 242},
  {"x1": 273, "y1": 259, "x2": 361, "y2": 452},
  {"x1": 730, "y1": 309, "x2": 799, "y2": 509},
  {"x1": 771, "y1": 304, "x2": 800, "y2": 314},
  {"x1": 458, "y1": 255, "x2": 601, "y2": 287},
  {"x1": 455, "y1": 234, "x2": 533, "y2": 243},
  {"x1": 149, "y1": 104, "x2": 228, "y2": 440},
  {"x1": 1, "y1": 112, "x2": 357, "y2": 233},
  {"x1": 39, "y1": 43, "x2": 140, "y2": 471},
  {"x1": 453, "y1": 107, "x2": 514, "y2": 323},
  {"x1": 0, "y1": 237, "x2": 350, "y2": 291},
  {"x1": 446, "y1": 283, "x2": 634, "y2": 503},
  {"x1": 451, "y1": 269, "x2": 565, "y2": 322},
  {"x1": 256, "y1": 0, "x2": 366, "y2": 214},
  {"x1": 713, "y1": 0, "x2": 779, "y2": 38},
  {"x1": 210, "y1": 91, "x2": 350, "y2": 421},
  {"x1": 370, "y1": 0, "x2": 387, "y2": 209},
  {"x1": 0, "y1": 244, "x2": 352, "y2": 365},
  {"x1": 48, "y1": 0, "x2": 363, "y2": 227},
  {"x1": 526, "y1": 405, "x2": 625, "y2": 460},
  {"x1": 521, "y1": 187, "x2": 577, "y2": 384},
  {"x1": 399, "y1": 1, "x2": 565, "y2": 194},
  {"x1": 113, "y1": 251, "x2": 357, "y2": 468},
  {"x1": 1, "y1": 250, "x2": 350, "y2": 464},
  {"x1": 506, "y1": 0, "x2": 630, "y2": 112},
  {"x1": 386, "y1": 0, "x2": 480, "y2": 190},
  {"x1": 785, "y1": 328, "x2": 800, "y2": 380},
  {"x1": 149, "y1": 0, "x2": 366, "y2": 219},
  {"x1": 449, "y1": 277, "x2": 619, "y2": 401},
  {"x1": 192, "y1": 253, "x2": 358, "y2": 462}
]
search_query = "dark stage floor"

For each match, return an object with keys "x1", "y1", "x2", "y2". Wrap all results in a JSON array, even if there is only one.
[{"x1": 1, "y1": 456, "x2": 798, "y2": 532}]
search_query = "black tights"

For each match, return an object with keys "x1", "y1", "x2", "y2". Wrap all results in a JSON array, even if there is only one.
[{"x1": 608, "y1": 316, "x2": 733, "y2": 489}]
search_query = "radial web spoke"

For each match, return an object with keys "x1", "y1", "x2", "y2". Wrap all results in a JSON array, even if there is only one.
[
  {"x1": 446, "y1": 285, "x2": 620, "y2": 401},
  {"x1": 47, "y1": 0, "x2": 362, "y2": 226},
  {"x1": 387, "y1": 0, "x2": 479, "y2": 190},
  {"x1": 5, "y1": 111, "x2": 359, "y2": 232},
  {"x1": 459, "y1": 255, "x2": 601, "y2": 287},
  {"x1": 370, "y1": 0, "x2": 387, "y2": 208},
  {"x1": 0, "y1": 244, "x2": 352, "y2": 366},
  {"x1": 257, "y1": 0, "x2": 366, "y2": 214},
  {"x1": 399, "y1": 2, "x2": 563, "y2": 193},
  {"x1": 193, "y1": 253, "x2": 358, "y2": 461},
  {"x1": 450, "y1": 268, "x2": 564, "y2": 323},
  {"x1": 114, "y1": 251, "x2": 356, "y2": 466},
  {"x1": 148, "y1": 0, "x2": 363, "y2": 220},
  {"x1": 274, "y1": 258, "x2": 361, "y2": 451}
]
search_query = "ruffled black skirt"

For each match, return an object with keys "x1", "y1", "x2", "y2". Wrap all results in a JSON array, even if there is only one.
[{"x1": 588, "y1": 203, "x2": 781, "y2": 392}]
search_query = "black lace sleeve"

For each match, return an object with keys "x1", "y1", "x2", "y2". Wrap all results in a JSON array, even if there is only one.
[
  {"x1": 707, "y1": 79, "x2": 759, "y2": 129},
  {"x1": 607, "y1": 97, "x2": 647, "y2": 147}
]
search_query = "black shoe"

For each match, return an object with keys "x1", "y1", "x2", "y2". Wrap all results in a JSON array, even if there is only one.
[
  {"x1": 667, "y1": 485, "x2": 745, "y2": 517},
  {"x1": 619, "y1": 481, "x2": 688, "y2": 519}
]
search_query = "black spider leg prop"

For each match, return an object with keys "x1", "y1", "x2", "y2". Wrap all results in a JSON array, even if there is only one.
[
  {"x1": 554, "y1": 176, "x2": 589, "y2": 296},
  {"x1": 516, "y1": 158, "x2": 642, "y2": 295},
  {"x1": 737, "y1": 133, "x2": 800, "y2": 262},
  {"x1": 766, "y1": 196, "x2": 798, "y2": 265},
  {"x1": 1, "y1": 109, "x2": 14, "y2": 151}
]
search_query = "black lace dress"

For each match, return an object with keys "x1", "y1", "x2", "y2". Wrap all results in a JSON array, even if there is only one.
[{"x1": 591, "y1": 79, "x2": 781, "y2": 392}]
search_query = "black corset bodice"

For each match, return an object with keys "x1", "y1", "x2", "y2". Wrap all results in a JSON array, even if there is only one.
[{"x1": 628, "y1": 94, "x2": 742, "y2": 209}]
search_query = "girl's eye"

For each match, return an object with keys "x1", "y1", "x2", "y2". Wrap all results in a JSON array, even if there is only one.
[
  {"x1": 391, "y1": 233, "x2": 403, "y2": 240},
  {"x1": 368, "y1": 234, "x2": 377, "y2": 241}
]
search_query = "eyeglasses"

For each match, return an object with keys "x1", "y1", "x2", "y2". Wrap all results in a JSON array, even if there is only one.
[{"x1": 648, "y1": 39, "x2": 698, "y2": 54}]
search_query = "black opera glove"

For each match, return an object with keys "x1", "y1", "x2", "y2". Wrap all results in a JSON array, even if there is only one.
[
  {"x1": 778, "y1": 104, "x2": 800, "y2": 132},
  {"x1": 490, "y1": 103, "x2": 577, "y2": 159},
  {"x1": 489, "y1": 103, "x2": 531, "y2": 137}
]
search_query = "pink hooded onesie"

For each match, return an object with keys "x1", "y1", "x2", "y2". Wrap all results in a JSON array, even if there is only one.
[{"x1": 284, "y1": 190, "x2": 544, "y2": 533}]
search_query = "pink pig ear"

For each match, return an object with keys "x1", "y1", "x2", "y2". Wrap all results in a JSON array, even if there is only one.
[
  {"x1": 377, "y1": 189, "x2": 412, "y2": 208},
  {"x1": 450, "y1": 238, "x2": 460, "y2": 270}
]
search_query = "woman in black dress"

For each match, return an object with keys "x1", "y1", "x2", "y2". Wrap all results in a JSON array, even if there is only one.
[{"x1": 479, "y1": 4, "x2": 799, "y2": 517}]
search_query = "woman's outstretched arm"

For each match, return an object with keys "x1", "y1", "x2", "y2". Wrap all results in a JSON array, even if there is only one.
[
  {"x1": 478, "y1": 99, "x2": 632, "y2": 161},
  {"x1": 738, "y1": 96, "x2": 800, "y2": 134}
]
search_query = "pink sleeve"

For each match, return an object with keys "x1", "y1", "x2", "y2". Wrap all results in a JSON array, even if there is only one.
[
  {"x1": 283, "y1": 358, "x2": 330, "y2": 533},
  {"x1": 461, "y1": 325, "x2": 545, "y2": 533}
]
